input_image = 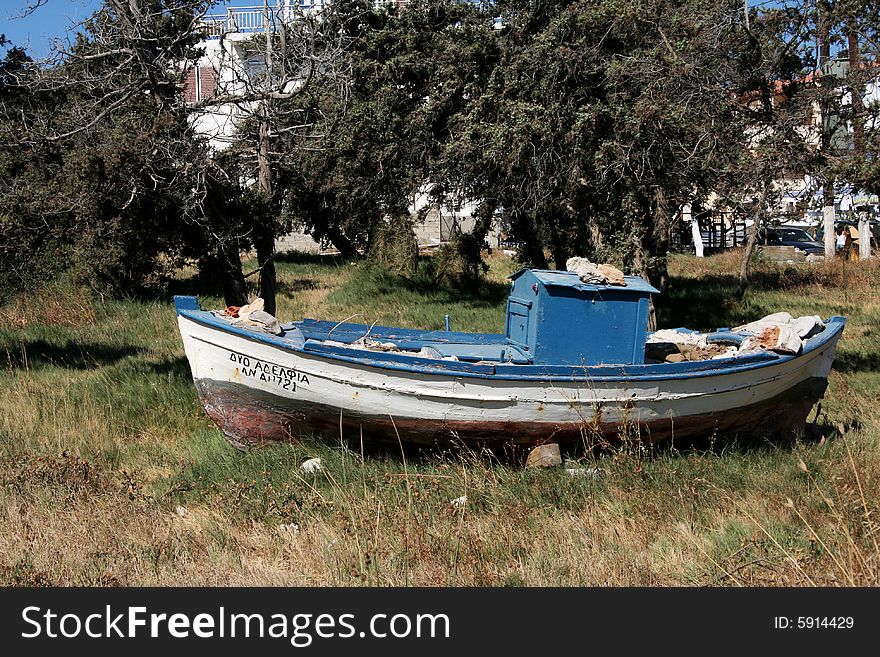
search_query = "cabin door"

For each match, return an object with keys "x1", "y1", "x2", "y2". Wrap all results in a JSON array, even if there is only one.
[{"x1": 506, "y1": 298, "x2": 532, "y2": 348}]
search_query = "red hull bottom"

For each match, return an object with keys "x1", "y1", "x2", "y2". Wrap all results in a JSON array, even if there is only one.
[{"x1": 195, "y1": 377, "x2": 828, "y2": 451}]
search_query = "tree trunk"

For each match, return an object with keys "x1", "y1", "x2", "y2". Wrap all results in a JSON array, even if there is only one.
[
  {"x1": 203, "y1": 176, "x2": 248, "y2": 307},
  {"x1": 634, "y1": 190, "x2": 671, "y2": 295},
  {"x1": 547, "y1": 216, "x2": 569, "y2": 270},
  {"x1": 512, "y1": 211, "x2": 548, "y2": 269},
  {"x1": 321, "y1": 221, "x2": 359, "y2": 259},
  {"x1": 818, "y1": 4, "x2": 836, "y2": 261},
  {"x1": 217, "y1": 242, "x2": 249, "y2": 307},
  {"x1": 818, "y1": 2, "x2": 831, "y2": 69},
  {"x1": 587, "y1": 217, "x2": 604, "y2": 257},
  {"x1": 255, "y1": 230, "x2": 277, "y2": 316},
  {"x1": 573, "y1": 210, "x2": 592, "y2": 260},
  {"x1": 848, "y1": 26, "x2": 865, "y2": 156},
  {"x1": 256, "y1": 110, "x2": 277, "y2": 316},
  {"x1": 848, "y1": 25, "x2": 869, "y2": 262},
  {"x1": 858, "y1": 212, "x2": 871, "y2": 261},
  {"x1": 685, "y1": 203, "x2": 704, "y2": 257},
  {"x1": 256, "y1": 7, "x2": 278, "y2": 316},
  {"x1": 629, "y1": 192, "x2": 671, "y2": 331},
  {"x1": 469, "y1": 202, "x2": 495, "y2": 246},
  {"x1": 739, "y1": 183, "x2": 771, "y2": 292}
]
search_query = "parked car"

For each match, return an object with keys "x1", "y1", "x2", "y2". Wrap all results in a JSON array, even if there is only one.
[{"x1": 757, "y1": 226, "x2": 825, "y2": 256}]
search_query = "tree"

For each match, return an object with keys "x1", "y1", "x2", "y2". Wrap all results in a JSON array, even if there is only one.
[
  {"x1": 0, "y1": 1, "x2": 215, "y2": 295},
  {"x1": 0, "y1": 1, "x2": 354, "y2": 310},
  {"x1": 726, "y1": 1, "x2": 822, "y2": 286},
  {"x1": 439, "y1": 1, "x2": 770, "y2": 294},
  {"x1": 826, "y1": 0, "x2": 880, "y2": 258},
  {"x1": 279, "y1": 0, "x2": 497, "y2": 279},
  {"x1": 796, "y1": 0, "x2": 880, "y2": 260},
  {"x1": 0, "y1": 37, "x2": 51, "y2": 293}
]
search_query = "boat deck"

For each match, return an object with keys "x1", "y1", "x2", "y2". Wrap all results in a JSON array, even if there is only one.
[{"x1": 287, "y1": 318, "x2": 532, "y2": 364}]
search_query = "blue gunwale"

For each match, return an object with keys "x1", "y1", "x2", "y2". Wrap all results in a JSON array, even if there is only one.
[{"x1": 174, "y1": 296, "x2": 846, "y2": 383}]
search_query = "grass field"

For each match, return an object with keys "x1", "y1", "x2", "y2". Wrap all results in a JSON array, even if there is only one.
[{"x1": 1, "y1": 250, "x2": 878, "y2": 586}]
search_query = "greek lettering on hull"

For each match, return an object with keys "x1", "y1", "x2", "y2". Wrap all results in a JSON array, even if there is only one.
[{"x1": 228, "y1": 350, "x2": 310, "y2": 391}]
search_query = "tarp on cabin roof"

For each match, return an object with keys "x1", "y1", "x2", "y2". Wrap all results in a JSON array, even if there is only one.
[{"x1": 508, "y1": 268, "x2": 660, "y2": 294}]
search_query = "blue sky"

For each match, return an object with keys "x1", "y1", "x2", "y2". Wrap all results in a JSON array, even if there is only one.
[
  {"x1": 1, "y1": 1, "x2": 102, "y2": 57},
  {"x1": 0, "y1": 1, "x2": 240, "y2": 58}
]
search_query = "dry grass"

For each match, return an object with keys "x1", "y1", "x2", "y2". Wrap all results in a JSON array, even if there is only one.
[
  {"x1": 0, "y1": 282, "x2": 97, "y2": 330},
  {"x1": 0, "y1": 251, "x2": 878, "y2": 586}
]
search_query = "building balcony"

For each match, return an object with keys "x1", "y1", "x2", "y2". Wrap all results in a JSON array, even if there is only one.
[
  {"x1": 199, "y1": 3, "x2": 327, "y2": 37},
  {"x1": 199, "y1": 1, "x2": 409, "y2": 37}
]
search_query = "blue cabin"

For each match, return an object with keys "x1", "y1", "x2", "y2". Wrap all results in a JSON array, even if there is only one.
[{"x1": 505, "y1": 269, "x2": 659, "y2": 366}]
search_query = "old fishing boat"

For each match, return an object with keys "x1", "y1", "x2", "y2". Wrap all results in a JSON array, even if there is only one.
[{"x1": 175, "y1": 268, "x2": 845, "y2": 449}]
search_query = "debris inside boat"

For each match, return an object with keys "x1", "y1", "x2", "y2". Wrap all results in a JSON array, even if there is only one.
[{"x1": 645, "y1": 312, "x2": 826, "y2": 363}]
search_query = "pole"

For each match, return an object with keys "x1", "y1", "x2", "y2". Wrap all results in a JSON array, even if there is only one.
[
  {"x1": 685, "y1": 203, "x2": 703, "y2": 258},
  {"x1": 822, "y1": 183, "x2": 836, "y2": 259},
  {"x1": 859, "y1": 211, "x2": 871, "y2": 260}
]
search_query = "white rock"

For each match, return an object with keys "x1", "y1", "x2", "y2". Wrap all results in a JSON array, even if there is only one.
[
  {"x1": 175, "y1": 505, "x2": 188, "y2": 518},
  {"x1": 300, "y1": 457, "x2": 323, "y2": 474},
  {"x1": 566, "y1": 257, "x2": 606, "y2": 284},
  {"x1": 278, "y1": 522, "x2": 300, "y2": 536},
  {"x1": 565, "y1": 467, "x2": 603, "y2": 478},
  {"x1": 596, "y1": 263, "x2": 626, "y2": 286}
]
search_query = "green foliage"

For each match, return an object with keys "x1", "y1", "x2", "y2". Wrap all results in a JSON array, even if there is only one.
[
  {"x1": 0, "y1": 2, "x2": 211, "y2": 297},
  {"x1": 429, "y1": 233, "x2": 491, "y2": 288},
  {"x1": 281, "y1": 0, "x2": 497, "y2": 260},
  {"x1": 368, "y1": 213, "x2": 419, "y2": 278},
  {"x1": 439, "y1": 0, "x2": 818, "y2": 283},
  {"x1": 3, "y1": 0, "x2": 879, "y2": 307}
]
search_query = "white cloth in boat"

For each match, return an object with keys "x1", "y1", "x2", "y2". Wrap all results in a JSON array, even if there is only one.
[
  {"x1": 733, "y1": 312, "x2": 825, "y2": 339},
  {"x1": 647, "y1": 329, "x2": 705, "y2": 346},
  {"x1": 212, "y1": 297, "x2": 283, "y2": 335},
  {"x1": 647, "y1": 313, "x2": 825, "y2": 358},
  {"x1": 646, "y1": 329, "x2": 737, "y2": 360},
  {"x1": 322, "y1": 339, "x2": 460, "y2": 361},
  {"x1": 235, "y1": 310, "x2": 282, "y2": 335},
  {"x1": 731, "y1": 313, "x2": 824, "y2": 356}
]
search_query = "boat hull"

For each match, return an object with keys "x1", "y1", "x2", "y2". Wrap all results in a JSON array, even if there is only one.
[
  {"x1": 177, "y1": 311, "x2": 843, "y2": 450},
  {"x1": 194, "y1": 375, "x2": 827, "y2": 449}
]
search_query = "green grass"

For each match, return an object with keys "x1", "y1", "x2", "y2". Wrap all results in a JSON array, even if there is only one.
[
  {"x1": 321, "y1": 263, "x2": 512, "y2": 332},
  {"x1": 0, "y1": 250, "x2": 878, "y2": 586}
]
